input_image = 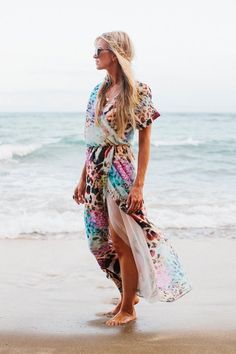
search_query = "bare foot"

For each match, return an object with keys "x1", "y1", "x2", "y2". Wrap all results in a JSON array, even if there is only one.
[
  {"x1": 104, "y1": 295, "x2": 139, "y2": 317},
  {"x1": 105, "y1": 309, "x2": 136, "y2": 326},
  {"x1": 105, "y1": 299, "x2": 122, "y2": 317}
]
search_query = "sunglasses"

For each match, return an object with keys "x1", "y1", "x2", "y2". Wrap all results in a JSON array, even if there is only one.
[{"x1": 94, "y1": 48, "x2": 112, "y2": 57}]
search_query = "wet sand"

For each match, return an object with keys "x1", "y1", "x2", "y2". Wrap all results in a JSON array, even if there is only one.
[
  {"x1": 0, "y1": 330, "x2": 236, "y2": 354},
  {"x1": 0, "y1": 237, "x2": 235, "y2": 353}
]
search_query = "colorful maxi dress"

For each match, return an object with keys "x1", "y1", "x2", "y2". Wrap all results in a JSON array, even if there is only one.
[{"x1": 83, "y1": 81, "x2": 192, "y2": 302}]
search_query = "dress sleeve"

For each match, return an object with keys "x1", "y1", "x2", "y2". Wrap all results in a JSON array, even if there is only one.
[
  {"x1": 135, "y1": 83, "x2": 160, "y2": 130},
  {"x1": 84, "y1": 84, "x2": 100, "y2": 144}
]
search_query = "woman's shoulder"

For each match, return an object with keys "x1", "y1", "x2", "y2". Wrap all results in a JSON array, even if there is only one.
[
  {"x1": 135, "y1": 81, "x2": 152, "y2": 97},
  {"x1": 89, "y1": 82, "x2": 102, "y2": 99},
  {"x1": 86, "y1": 82, "x2": 102, "y2": 114},
  {"x1": 135, "y1": 81, "x2": 153, "y2": 109},
  {"x1": 135, "y1": 82, "x2": 153, "y2": 108},
  {"x1": 86, "y1": 82, "x2": 102, "y2": 111}
]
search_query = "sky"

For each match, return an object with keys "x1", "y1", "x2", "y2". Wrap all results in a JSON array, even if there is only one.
[{"x1": 0, "y1": 0, "x2": 235, "y2": 112}]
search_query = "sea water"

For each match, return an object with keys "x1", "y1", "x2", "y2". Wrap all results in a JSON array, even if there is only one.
[{"x1": 0, "y1": 112, "x2": 235, "y2": 240}]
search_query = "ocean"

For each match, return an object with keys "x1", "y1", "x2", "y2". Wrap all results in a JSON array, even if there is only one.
[{"x1": 0, "y1": 112, "x2": 235, "y2": 240}]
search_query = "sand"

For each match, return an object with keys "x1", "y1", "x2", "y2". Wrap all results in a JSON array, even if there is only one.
[
  {"x1": 0, "y1": 236, "x2": 235, "y2": 353},
  {"x1": 0, "y1": 331, "x2": 236, "y2": 354}
]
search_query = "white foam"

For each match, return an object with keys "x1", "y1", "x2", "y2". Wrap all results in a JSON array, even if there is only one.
[
  {"x1": 0, "y1": 144, "x2": 41, "y2": 161},
  {"x1": 148, "y1": 203, "x2": 236, "y2": 229},
  {"x1": 1, "y1": 200, "x2": 235, "y2": 240},
  {"x1": 0, "y1": 210, "x2": 85, "y2": 239},
  {"x1": 152, "y1": 137, "x2": 201, "y2": 146}
]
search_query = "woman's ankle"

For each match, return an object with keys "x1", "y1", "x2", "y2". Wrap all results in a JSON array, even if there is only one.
[{"x1": 120, "y1": 304, "x2": 135, "y2": 314}]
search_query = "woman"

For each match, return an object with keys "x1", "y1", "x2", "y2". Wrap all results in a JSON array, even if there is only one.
[{"x1": 73, "y1": 31, "x2": 192, "y2": 326}]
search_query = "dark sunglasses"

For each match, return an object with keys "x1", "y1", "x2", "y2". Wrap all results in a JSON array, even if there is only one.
[{"x1": 94, "y1": 48, "x2": 112, "y2": 57}]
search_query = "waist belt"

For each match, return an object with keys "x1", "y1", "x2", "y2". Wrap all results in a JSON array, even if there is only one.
[
  {"x1": 87, "y1": 138, "x2": 131, "y2": 149},
  {"x1": 86, "y1": 138, "x2": 133, "y2": 167},
  {"x1": 102, "y1": 137, "x2": 131, "y2": 147}
]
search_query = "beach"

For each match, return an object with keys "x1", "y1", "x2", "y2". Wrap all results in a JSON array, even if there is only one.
[
  {"x1": 0, "y1": 111, "x2": 236, "y2": 352},
  {"x1": 0, "y1": 237, "x2": 236, "y2": 353},
  {"x1": 1, "y1": 0, "x2": 236, "y2": 348},
  {"x1": 0, "y1": 331, "x2": 235, "y2": 354}
]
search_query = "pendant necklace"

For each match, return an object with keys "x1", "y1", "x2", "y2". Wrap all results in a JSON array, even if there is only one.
[{"x1": 105, "y1": 84, "x2": 121, "y2": 102}]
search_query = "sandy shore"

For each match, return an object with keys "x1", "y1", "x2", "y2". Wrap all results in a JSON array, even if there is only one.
[
  {"x1": 0, "y1": 237, "x2": 235, "y2": 353},
  {"x1": 0, "y1": 330, "x2": 236, "y2": 354}
]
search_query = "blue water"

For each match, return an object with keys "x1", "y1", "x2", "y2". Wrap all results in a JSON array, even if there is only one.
[{"x1": 0, "y1": 112, "x2": 235, "y2": 239}]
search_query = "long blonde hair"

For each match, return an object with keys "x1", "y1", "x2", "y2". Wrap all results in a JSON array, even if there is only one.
[{"x1": 94, "y1": 31, "x2": 140, "y2": 138}]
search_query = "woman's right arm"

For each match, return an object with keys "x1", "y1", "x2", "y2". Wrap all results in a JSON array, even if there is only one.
[
  {"x1": 73, "y1": 161, "x2": 86, "y2": 204},
  {"x1": 74, "y1": 84, "x2": 99, "y2": 205},
  {"x1": 79, "y1": 161, "x2": 87, "y2": 185}
]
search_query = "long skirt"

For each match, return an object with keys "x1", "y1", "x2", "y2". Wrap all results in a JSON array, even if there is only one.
[{"x1": 84, "y1": 144, "x2": 192, "y2": 302}]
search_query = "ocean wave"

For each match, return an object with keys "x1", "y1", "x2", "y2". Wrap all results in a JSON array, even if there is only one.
[
  {"x1": 162, "y1": 226, "x2": 236, "y2": 239},
  {"x1": 0, "y1": 144, "x2": 42, "y2": 161},
  {"x1": 1, "y1": 227, "x2": 235, "y2": 240},
  {"x1": 57, "y1": 135, "x2": 85, "y2": 146},
  {"x1": 1, "y1": 202, "x2": 235, "y2": 240},
  {"x1": 151, "y1": 138, "x2": 202, "y2": 146},
  {"x1": 0, "y1": 232, "x2": 80, "y2": 241},
  {"x1": 0, "y1": 210, "x2": 85, "y2": 240},
  {"x1": 151, "y1": 137, "x2": 236, "y2": 149},
  {"x1": 0, "y1": 138, "x2": 85, "y2": 162}
]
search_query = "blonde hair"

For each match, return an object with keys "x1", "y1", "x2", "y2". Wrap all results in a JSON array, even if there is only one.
[{"x1": 94, "y1": 31, "x2": 140, "y2": 138}]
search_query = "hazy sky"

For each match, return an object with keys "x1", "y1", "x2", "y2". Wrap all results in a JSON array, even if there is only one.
[{"x1": 0, "y1": 0, "x2": 235, "y2": 112}]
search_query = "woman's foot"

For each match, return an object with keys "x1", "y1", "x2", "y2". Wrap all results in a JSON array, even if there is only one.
[
  {"x1": 104, "y1": 295, "x2": 139, "y2": 317},
  {"x1": 105, "y1": 308, "x2": 136, "y2": 326},
  {"x1": 104, "y1": 299, "x2": 122, "y2": 317}
]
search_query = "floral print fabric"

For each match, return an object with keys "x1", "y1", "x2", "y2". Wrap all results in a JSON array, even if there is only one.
[{"x1": 83, "y1": 81, "x2": 192, "y2": 302}]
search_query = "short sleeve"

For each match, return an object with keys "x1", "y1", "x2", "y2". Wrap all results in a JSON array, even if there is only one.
[
  {"x1": 85, "y1": 83, "x2": 101, "y2": 119},
  {"x1": 84, "y1": 83, "x2": 100, "y2": 141},
  {"x1": 135, "y1": 83, "x2": 160, "y2": 130}
]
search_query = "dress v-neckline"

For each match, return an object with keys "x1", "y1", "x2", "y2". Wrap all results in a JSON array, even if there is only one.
[{"x1": 103, "y1": 98, "x2": 116, "y2": 114}]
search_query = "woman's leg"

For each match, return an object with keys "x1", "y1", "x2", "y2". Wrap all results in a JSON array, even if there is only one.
[{"x1": 106, "y1": 221, "x2": 139, "y2": 326}]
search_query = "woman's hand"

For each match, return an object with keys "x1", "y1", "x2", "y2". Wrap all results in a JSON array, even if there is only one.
[
  {"x1": 126, "y1": 184, "x2": 144, "y2": 214},
  {"x1": 73, "y1": 180, "x2": 86, "y2": 205}
]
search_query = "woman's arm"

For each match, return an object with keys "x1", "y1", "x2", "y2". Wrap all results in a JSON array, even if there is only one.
[
  {"x1": 73, "y1": 161, "x2": 86, "y2": 204},
  {"x1": 126, "y1": 125, "x2": 152, "y2": 213},
  {"x1": 80, "y1": 162, "x2": 87, "y2": 184},
  {"x1": 135, "y1": 125, "x2": 152, "y2": 187}
]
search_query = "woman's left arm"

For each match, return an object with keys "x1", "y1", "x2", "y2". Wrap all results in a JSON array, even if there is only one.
[{"x1": 126, "y1": 125, "x2": 152, "y2": 213}]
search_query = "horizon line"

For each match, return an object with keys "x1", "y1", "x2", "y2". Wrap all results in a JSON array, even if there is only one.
[{"x1": 0, "y1": 111, "x2": 235, "y2": 115}]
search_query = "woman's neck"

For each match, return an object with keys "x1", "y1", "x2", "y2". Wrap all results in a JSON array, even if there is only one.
[{"x1": 106, "y1": 67, "x2": 122, "y2": 86}]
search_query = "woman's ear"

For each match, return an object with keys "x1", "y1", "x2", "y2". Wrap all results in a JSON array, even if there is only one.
[{"x1": 112, "y1": 54, "x2": 117, "y2": 62}]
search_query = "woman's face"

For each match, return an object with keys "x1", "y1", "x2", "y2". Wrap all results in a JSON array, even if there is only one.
[{"x1": 93, "y1": 39, "x2": 116, "y2": 70}]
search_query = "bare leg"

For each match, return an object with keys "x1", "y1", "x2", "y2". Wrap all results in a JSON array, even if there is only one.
[{"x1": 106, "y1": 222, "x2": 139, "y2": 326}]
